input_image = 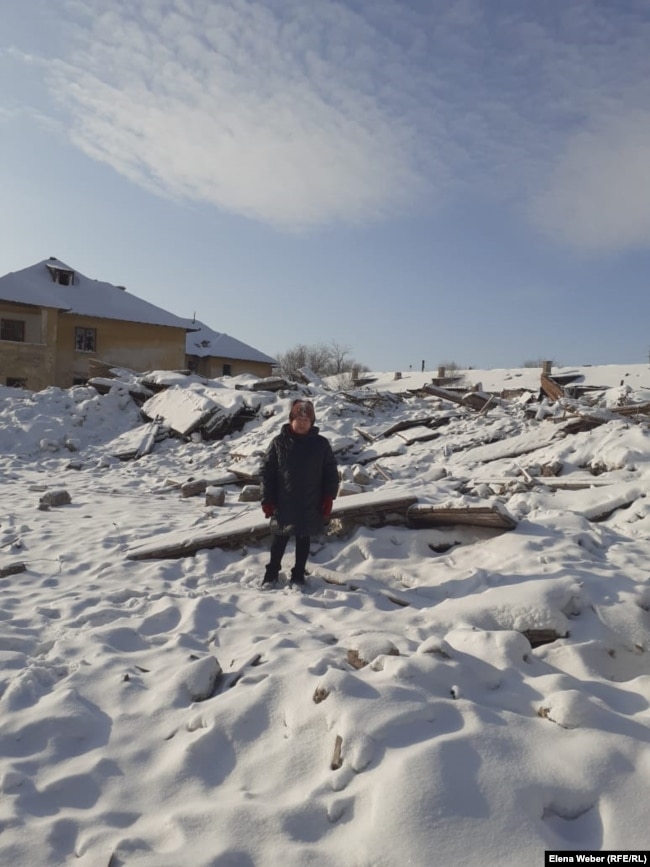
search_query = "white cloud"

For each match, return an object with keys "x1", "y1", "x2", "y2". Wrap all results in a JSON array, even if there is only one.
[
  {"x1": 9, "y1": 0, "x2": 650, "y2": 246},
  {"x1": 529, "y1": 112, "x2": 650, "y2": 251},
  {"x1": 502, "y1": 3, "x2": 650, "y2": 252},
  {"x1": 43, "y1": 0, "x2": 443, "y2": 229}
]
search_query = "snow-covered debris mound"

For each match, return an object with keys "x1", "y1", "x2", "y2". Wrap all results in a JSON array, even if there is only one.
[
  {"x1": 0, "y1": 383, "x2": 142, "y2": 457},
  {"x1": 2, "y1": 364, "x2": 650, "y2": 864}
]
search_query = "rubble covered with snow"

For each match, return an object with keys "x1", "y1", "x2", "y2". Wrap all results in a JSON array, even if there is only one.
[{"x1": 1, "y1": 362, "x2": 650, "y2": 865}]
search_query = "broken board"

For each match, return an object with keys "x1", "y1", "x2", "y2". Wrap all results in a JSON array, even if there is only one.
[
  {"x1": 407, "y1": 503, "x2": 517, "y2": 530},
  {"x1": 126, "y1": 490, "x2": 419, "y2": 561},
  {"x1": 395, "y1": 426, "x2": 441, "y2": 445}
]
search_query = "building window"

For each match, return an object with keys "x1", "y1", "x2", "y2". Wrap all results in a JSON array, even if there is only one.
[
  {"x1": 1, "y1": 319, "x2": 25, "y2": 342},
  {"x1": 6, "y1": 377, "x2": 27, "y2": 388},
  {"x1": 222, "y1": 363, "x2": 232, "y2": 376},
  {"x1": 187, "y1": 359, "x2": 199, "y2": 373},
  {"x1": 75, "y1": 327, "x2": 97, "y2": 352},
  {"x1": 47, "y1": 263, "x2": 75, "y2": 285}
]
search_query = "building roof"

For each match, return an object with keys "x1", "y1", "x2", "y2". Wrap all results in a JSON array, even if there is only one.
[
  {"x1": 186, "y1": 320, "x2": 276, "y2": 364},
  {"x1": 0, "y1": 258, "x2": 196, "y2": 330}
]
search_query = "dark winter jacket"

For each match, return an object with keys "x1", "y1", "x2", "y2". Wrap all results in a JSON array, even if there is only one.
[{"x1": 261, "y1": 424, "x2": 338, "y2": 537}]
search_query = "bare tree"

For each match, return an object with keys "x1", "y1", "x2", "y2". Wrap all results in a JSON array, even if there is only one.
[
  {"x1": 438, "y1": 360, "x2": 461, "y2": 373},
  {"x1": 275, "y1": 341, "x2": 368, "y2": 380},
  {"x1": 306, "y1": 342, "x2": 333, "y2": 374},
  {"x1": 522, "y1": 358, "x2": 558, "y2": 368},
  {"x1": 328, "y1": 341, "x2": 353, "y2": 374}
]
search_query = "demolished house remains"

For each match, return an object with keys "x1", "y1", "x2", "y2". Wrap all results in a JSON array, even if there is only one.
[{"x1": 60, "y1": 361, "x2": 650, "y2": 562}]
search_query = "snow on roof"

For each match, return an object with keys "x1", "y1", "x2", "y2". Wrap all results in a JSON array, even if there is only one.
[
  {"x1": 186, "y1": 319, "x2": 276, "y2": 364},
  {"x1": 0, "y1": 258, "x2": 196, "y2": 330}
]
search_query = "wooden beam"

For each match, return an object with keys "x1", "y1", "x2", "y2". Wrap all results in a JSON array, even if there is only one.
[
  {"x1": 395, "y1": 426, "x2": 441, "y2": 445},
  {"x1": 331, "y1": 735, "x2": 343, "y2": 770},
  {"x1": 126, "y1": 491, "x2": 419, "y2": 560},
  {"x1": 612, "y1": 402, "x2": 650, "y2": 418},
  {"x1": 407, "y1": 503, "x2": 517, "y2": 530},
  {"x1": 333, "y1": 491, "x2": 418, "y2": 521},
  {"x1": 540, "y1": 373, "x2": 564, "y2": 402},
  {"x1": 380, "y1": 417, "x2": 440, "y2": 437},
  {"x1": 423, "y1": 384, "x2": 468, "y2": 407},
  {"x1": 422, "y1": 384, "x2": 493, "y2": 412},
  {"x1": 462, "y1": 392, "x2": 494, "y2": 411},
  {"x1": 522, "y1": 628, "x2": 566, "y2": 647},
  {"x1": 0, "y1": 562, "x2": 27, "y2": 577}
]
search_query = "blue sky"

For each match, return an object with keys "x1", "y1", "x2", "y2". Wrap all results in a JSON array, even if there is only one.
[{"x1": 2, "y1": 0, "x2": 650, "y2": 372}]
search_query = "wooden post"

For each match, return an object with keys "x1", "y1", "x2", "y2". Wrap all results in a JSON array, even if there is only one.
[{"x1": 331, "y1": 735, "x2": 343, "y2": 770}]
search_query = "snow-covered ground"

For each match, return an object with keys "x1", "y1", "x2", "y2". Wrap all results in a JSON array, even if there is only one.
[{"x1": 1, "y1": 364, "x2": 650, "y2": 865}]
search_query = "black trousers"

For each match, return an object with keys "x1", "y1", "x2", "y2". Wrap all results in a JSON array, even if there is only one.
[{"x1": 267, "y1": 534, "x2": 310, "y2": 576}]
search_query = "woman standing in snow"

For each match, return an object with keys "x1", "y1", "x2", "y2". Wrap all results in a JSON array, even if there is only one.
[{"x1": 260, "y1": 398, "x2": 339, "y2": 587}]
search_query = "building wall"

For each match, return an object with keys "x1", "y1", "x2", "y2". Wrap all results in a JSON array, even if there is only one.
[
  {"x1": 1, "y1": 299, "x2": 272, "y2": 390},
  {"x1": 55, "y1": 315, "x2": 187, "y2": 387},
  {"x1": 0, "y1": 301, "x2": 58, "y2": 390},
  {"x1": 188, "y1": 355, "x2": 274, "y2": 379}
]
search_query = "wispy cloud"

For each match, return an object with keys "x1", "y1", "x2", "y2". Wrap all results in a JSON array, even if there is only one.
[
  {"x1": 516, "y1": 4, "x2": 650, "y2": 252},
  {"x1": 9, "y1": 0, "x2": 650, "y2": 245},
  {"x1": 42, "y1": 0, "x2": 445, "y2": 229},
  {"x1": 529, "y1": 112, "x2": 650, "y2": 252}
]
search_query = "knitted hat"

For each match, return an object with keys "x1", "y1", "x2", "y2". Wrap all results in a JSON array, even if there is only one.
[{"x1": 289, "y1": 399, "x2": 316, "y2": 422}]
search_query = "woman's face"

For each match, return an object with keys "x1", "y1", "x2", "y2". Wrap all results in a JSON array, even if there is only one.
[{"x1": 290, "y1": 415, "x2": 312, "y2": 435}]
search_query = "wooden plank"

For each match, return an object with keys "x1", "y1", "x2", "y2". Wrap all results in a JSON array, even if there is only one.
[
  {"x1": 355, "y1": 438, "x2": 407, "y2": 465},
  {"x1": 395, "y1": 426, "x2": 441, "y2": 445},
  {"x1": 226, "y1": 458, "x2": 262, "y2": 482},
  {"x1": 536, "y1": 477, "x2": 619, "y2": 490},
  {"x1": 407, "y1": 503, "x2": 517, "y2": 530},
  {"x1": 333, "y1": 491, "x2": 418, "y2": 520},
  {"x1": 126, "y1": 510, "x2": 271, "y2": 560},
  {"x1": 462, "y1": 392, "x2": 493, "y2": 411},
  {"x1": 354, "y1": 426, "x2": 377, "y2": 443},
  {"x1": 364, "y1": 415, "x2": 451, "y2": 441},
  {"x1": 448, "y1": 425, "x2": 559, "y2": 465},
  {"x1": 612, "y1": 402, "x2": 650, "y2": 417},
  {"x1": 555, "y1": 405, "x2": 650, "y2": 434},
  {"x1": 477, "y1": 395, "x2": 496, "y2": 416},
  {"x1": 181, "y1": 472, "x2": 241, "y2": 497},
  {"x1": 555, "y1": 415, "x2": 607, "y2": 435},
  {"x1": 249, "y1": 376, "x2": 293, "y2": 391},
  {"x1": 421, "y1": 385, "x2": 494, "y2": 412},
  {"x1": 0, "y1": 562, "x2": 27, "y2": 577},
  {"x1": 522, "y1": 628, "x2": 566, "y2": 647},
  {"x1": 181, "y1": 480, "x2": 208, "y2": 498},
  {"x1": 473, "y1": 475, "x2": 614, "y2": 491},
  {"x1": 540, "y1": 373, "x2": 564, "y2": 402},
  {"x1": 380, "y1": 417, "x2": 439, "y2": 437},
  {"x1": 126, "y1": 491, "x2": 419, "y2": 560},
  {"x1": 331, "y1": 735, "x2": 343, "y2": 770},
  {"x1": 423, "y1": 384, "x2": 468, "y2": 407},
  {"x1": 373, "y1": 463, "x2": 393, "y2": 481}
]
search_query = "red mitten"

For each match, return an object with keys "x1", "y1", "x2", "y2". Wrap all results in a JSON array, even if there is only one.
[
  {"x1": 262, "y1": 502, "x2": 276, "y2": 519},
  {"x1": 322, "y1": 496, "x2": 334, "y2": 518}
]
